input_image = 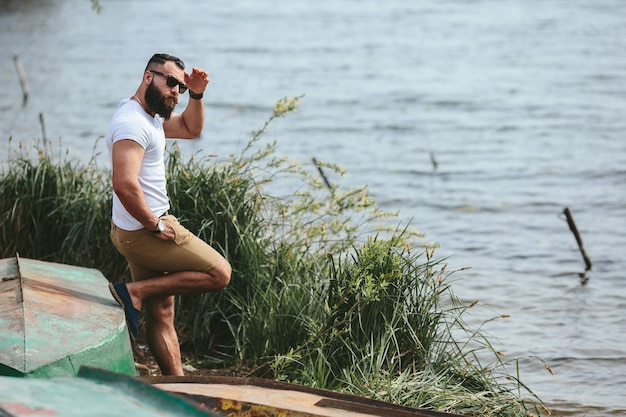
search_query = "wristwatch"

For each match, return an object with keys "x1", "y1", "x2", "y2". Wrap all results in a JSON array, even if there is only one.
[
  {"x1": 189, "y1": 90, "x2": 203, "y2": 100},
  {"x1": 153, "y1": 220, "x2": 166, "y2": 234}
]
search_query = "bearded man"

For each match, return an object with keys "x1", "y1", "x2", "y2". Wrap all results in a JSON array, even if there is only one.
[{"x1": 105, "y1": 53, "x2": 231, "y2": 376}]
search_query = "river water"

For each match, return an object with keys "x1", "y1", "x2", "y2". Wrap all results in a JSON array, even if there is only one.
[{"x1": 1, "y1": 0, "x2": 625, "y2": 415}]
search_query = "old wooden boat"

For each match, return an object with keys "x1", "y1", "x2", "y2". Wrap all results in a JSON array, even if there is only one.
[
  {"x1": 0, "y1": 365, "x2": 467, "y2": 417},
  {"x1": 0, "y1": 366, "x2": 218, "y2": 417},
  {"x1": 0, "y1": 255, "x2": 135, "y2": 377},
  {"x1": 147, "y1": 374, "x2": 468, "y2": 417}
]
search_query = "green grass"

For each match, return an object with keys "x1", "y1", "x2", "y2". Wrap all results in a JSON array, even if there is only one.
[{"x1": 0, "y1": 97, "x2": 547, "y2": 416}]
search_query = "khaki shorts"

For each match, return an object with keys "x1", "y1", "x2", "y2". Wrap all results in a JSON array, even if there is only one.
[{"x1": 110, "y1": 214, "x2": 224, "y2": 281}]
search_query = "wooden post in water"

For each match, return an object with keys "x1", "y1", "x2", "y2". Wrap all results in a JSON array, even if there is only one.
[
  {"x1": 563, "y1": 207, "x2": 592, "y2": 271},
  {"x1": 312, "y1": 157, "x2": 332, "y2": 190},
  {"x1": 430, "y1": 151, "x2": 438, "y2": 171},
  {"x1": 13, "y1": 55, "x2": 29, "y2": 105},
  {"x1": 39, "y1": 113, "x2": 47, "y2": 141}
]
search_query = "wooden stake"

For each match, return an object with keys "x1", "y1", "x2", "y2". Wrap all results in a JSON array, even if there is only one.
[
  {"x1": 13, "y1": 55, "x2": 29, "y2": 105},
  {"x1": 312, "y1": 157, "x2": 332, "y2": 190},
  {"x1": 563, "y1": 207, "x2": 592, "y2": 271},
  {"x1": 39, "y1": 112, "x2": 47, "y2": 141},
  {"x1": 430, "y1": 151, "x2": 438, "y2": 171}
]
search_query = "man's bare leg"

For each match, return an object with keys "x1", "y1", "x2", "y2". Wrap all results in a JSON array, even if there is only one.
[
  {"x1": 145, "y1": 295, "x2": 184, "y2": 376},
  {"x1": 124, "y1": 260, "x2": 231, "y2": 375},
  {"x1": 126, "y1": 259, "x2": 231, "y2": 311}
]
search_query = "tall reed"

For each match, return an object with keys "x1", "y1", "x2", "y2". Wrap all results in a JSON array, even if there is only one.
[{"x1": 0, "y1": 139, "x2": 125, "y2": 277}]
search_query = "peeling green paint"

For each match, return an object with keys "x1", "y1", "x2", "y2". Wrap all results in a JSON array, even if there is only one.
[{"x1": 0, "y1": 256, "x2": 135, "y2": 377}]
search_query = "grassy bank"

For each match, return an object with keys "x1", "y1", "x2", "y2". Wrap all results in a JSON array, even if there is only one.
[{"x1": 0, "y1": 97, "x2": 546, "y2": 416}]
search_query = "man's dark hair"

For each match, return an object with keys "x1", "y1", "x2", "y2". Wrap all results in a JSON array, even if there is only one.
[{"x1": 145, "y1": 53, "x2": 185, "y2": 71}]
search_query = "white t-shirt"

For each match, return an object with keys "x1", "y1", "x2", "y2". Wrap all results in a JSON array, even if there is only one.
[{"x1": 105, "y1": 99, "x2": 170, "y2": 231}]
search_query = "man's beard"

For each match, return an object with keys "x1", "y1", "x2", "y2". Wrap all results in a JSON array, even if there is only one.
[{"x1": 144, "y1": 81, "x2": 176, "y2": 120}]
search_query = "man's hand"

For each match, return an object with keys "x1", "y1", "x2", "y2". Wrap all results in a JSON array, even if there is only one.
[
  {"x1": 185, "y1": 67, "x2": 209, "y2": 95},
  {"x1": 164, "y1": 67, "x2": 208, "y2": 138},
  {"x1": 154, "y1": 222, "x2": 176, "y2": 241}
]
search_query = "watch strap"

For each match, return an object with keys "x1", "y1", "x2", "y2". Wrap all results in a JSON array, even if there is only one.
[{"x1": 189, "y1": 90, "x2": 203, "y2": 100}]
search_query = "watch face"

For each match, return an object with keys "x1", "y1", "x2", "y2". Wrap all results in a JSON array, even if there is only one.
[{"x1": 158, "y1": 220, "x2": 165, "y2": 232}]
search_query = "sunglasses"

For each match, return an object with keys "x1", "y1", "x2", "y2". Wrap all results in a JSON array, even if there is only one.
[{"x1": 149, "y1": 70, "x2": 188, "y2": 94}]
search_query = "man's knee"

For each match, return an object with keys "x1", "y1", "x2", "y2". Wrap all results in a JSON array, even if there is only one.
[{"x1": 212, "y1": 258, "x2": 232, "y2": 289}]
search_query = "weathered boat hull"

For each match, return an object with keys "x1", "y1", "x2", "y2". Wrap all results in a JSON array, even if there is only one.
[
  {"x1": 0, "y1": 366, "x2": 467, "y2": 417},
  {"x1": 0, "y1": 366, "x2": 218, "y2": 417},
  {"x1": 147, "y1": 375, "x2": 468, "y2": 417},
  {"x1": 0, "y1": 256, "x2": 135, "y2": 377}
]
